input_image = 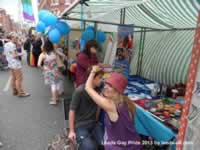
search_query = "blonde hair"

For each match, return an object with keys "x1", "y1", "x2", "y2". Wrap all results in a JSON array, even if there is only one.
[{"x1": 111, "y1": 91, "x2": 135, "y2": 119}]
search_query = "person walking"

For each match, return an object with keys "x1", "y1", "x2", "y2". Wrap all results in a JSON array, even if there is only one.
[
  {"x1": 4, "y1": 33, "x2": 30, "y2": 97},
  {"x1": 38, "y1": 39, "x2": 66, "y2": 105}
]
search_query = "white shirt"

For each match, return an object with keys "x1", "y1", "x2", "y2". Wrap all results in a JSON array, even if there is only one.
[{"x1": 4, "y1": 41, "x2": 22, "y2": 69}]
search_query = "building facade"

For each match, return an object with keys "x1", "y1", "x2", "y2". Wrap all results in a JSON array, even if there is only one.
[
  {"x1": 0, "y1": 8, "x2": 21, "y2": 34},
  {"x1": 39, "y1": 0, "x2": 74, "y2": 16}
]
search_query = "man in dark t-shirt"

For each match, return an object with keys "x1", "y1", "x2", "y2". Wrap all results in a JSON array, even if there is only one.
[{"x1": 68, "y1": 70, "x2": 104, "y2": 150}]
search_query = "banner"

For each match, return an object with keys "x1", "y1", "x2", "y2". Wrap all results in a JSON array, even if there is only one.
[
  {"x1": 113, "y1": 25, "x2": 134, "y2": 77},
  {"x1": 21, "y1": 0, "x2": 35, "y2": 21}
]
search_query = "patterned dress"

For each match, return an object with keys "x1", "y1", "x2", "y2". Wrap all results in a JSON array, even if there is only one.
[{"x1": 43, "y1": 52, "x2": 62, "y2": 85}]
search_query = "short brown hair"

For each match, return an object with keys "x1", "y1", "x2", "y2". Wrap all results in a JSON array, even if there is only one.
[
  {"x1": 86, "y1": 67, "x2": 104, "y2": 78},
  {"x1": 83, "y1": 40, "x2": 99, "y2": 57}
]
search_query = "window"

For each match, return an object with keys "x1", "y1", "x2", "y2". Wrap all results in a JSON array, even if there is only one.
[
  {"x1": 51, "y1": 0, "x2": 59, "y2": 5},
  {"x1": 65, "y1": 0, "x2": 71, "y2": 5}
]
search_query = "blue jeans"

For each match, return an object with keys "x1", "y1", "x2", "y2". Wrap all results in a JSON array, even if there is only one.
[{"x1": 75, "y1": 122, "x2": 104, "y2": 150}]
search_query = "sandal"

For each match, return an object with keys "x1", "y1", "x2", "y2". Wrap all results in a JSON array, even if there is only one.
[
  {"x1": 18, "y1": 93, "x2": 30, "y2": 97},
  {"x1": 49, "y1": 101, "x2": 57, "y2": 105}
]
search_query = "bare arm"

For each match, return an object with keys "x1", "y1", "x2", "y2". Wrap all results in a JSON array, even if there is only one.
[
  {"x1": 69, "y1": 110, "x2": 75, "y2": 133},
  {"x1": 85, "y1": 71, "x2": 118, "y2": 122},
  {"x1": 85, "y1": 72, "x2": 114, "y2": 111},
  {"x1": 13, "y1": 50, "x2": 23, "y2": 58},
  {"x1": 37, "y1": 53, "x2": 44, "y2": 68},
  {"x1": 37, "y1": 53, "x2": 49, "y2": 71},
  {"x1": 68, "y1": 110, "x2": 76, "y2": 141},
  {"x1": 55, "y1": 49, "x2": 67, "y2": 60}
]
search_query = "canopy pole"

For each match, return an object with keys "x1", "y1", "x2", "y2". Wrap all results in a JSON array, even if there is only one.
[
  {"x1": 135, "y1": 28, "x2": 196, "y2": 32},
  {"x1": 139, "y1": 28, "x2": 146, "y2": 75},
  {"x1": 94, "y1": 22, "x2": 97, "y2": 40},
  {"x1": 120, "y1": 8, "x2": 126, "y2": 24},
  {"x1": 137, "y1": 28, "x2": 144, "y2": 75},
  {"x1": 80, "y1": 4, "x2": 84, "y2": 30},
  {"x1": 62, "y1": 17, "x2": 155, "y2": 30},
  {"x1": 176, "y1": 11, "x2": 200, "y2": 150}
]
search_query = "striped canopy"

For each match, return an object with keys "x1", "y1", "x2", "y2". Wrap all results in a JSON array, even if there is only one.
[
  {"x1": 63, "y1": 0, "x2": 200, "y2": 85},
  {"x1": 64, "y1": 0, "x2": 200, "y2": 29}
]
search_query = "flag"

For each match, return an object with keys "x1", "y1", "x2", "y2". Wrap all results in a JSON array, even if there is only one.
[
  {"x1": 30, "y1": 51, "x2": 35, "y2": 66},
  {"x1": 21, "y1": 0, "x2": 35, "y2": 21}
]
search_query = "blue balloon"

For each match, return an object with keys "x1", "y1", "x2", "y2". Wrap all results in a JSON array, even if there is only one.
[
  {"x1": 80, "y1": 39, "x2": 86, "y2": 51},
  {"x1": 55, "y1": 21, "x2": 70, "y2": 35},
  {"x1": 38, "y1": 10, "x2": 49, "y2": 21},
  {"x1": 81, "y1": 30, "x2": 94, "y2": 41},
  {"x1": 36, "y1": 21, "x2": 46, "y2": 32},
  {"x1": 43, "y1": 13, "x2": 58, "y2": 26},
  {"x1": 97, "y1": 31, "x2": 106, "y2": 42},
  {"x1": 48, "y1": 28, "x2": 61, "y2": 43},
  {"x1": 86, "y1": 26, "x2": 94, "y2": 32}
]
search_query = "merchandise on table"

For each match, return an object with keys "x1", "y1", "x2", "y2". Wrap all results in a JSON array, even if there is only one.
[
  {"x1": 124, "y1": 75, "x2": 161, "y2": 100},
  {"x1": 136, "y1": 97, "x2": 184, "y2": 132}
]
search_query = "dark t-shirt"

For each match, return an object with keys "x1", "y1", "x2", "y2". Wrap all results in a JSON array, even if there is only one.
[{"x1": 70, "y1": 84, "x2": 98, "y2": 128}]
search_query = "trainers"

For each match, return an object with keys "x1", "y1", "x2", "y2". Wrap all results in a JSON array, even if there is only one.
[
  {"x1": 49, "y1": 101, "x2": 57, "y2": 105},
  {"x1": 18, "y1": 93, "x2": 31, "y2": 97}
]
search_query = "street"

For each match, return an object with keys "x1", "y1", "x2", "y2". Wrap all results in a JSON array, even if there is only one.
[{"x1": 0, "y1": 63, "x2": 73, "y2": 150}]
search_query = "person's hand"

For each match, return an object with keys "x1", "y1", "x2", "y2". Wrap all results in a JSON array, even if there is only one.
[
  {"x1": 68, "y1": 131, "x2": 76, "y2": 141},
  {"x1": 99, "y1": 63, "x2": 111, "y2": 68},
  {"x1": 43, "y1": 66, "x2": 50, "y2": 71},
  {"x1": 91, "y1": 65, "x2": 101, "y2": 73}
]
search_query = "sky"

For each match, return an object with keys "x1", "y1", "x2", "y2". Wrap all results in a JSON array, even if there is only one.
[
  {"x1": 0, "y1": 0, "x2": 38, "y2": 23},
  {"x1": 0, "y1": 0, "x2": 20, "y2": 21}
]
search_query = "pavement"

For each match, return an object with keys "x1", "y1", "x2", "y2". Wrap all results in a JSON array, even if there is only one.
[{"x1": 0, "y1": 62, "x2": 74, "y2": 150}]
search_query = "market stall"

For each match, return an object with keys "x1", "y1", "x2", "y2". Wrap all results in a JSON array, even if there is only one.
[{"x1": 60, "y1": 0, "x2": 200, "y2": 149}]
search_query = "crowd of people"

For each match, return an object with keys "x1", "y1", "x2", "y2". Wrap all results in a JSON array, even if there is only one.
[{"x1": 1, "y1": 32, "x2": 142, "y2": 149}]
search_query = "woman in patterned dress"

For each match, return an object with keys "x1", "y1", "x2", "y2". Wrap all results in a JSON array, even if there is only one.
[{"x1": 38, "y1": 39, "x2": 66, "y2": 105}]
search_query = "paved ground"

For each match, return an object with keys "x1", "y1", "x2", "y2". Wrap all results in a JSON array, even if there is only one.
[{"x1": 0, "y1": 63, "x2": 74, "y2": 150}]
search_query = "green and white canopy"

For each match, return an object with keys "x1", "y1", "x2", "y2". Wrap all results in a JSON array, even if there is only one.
[
  {"x1": 62, "y1": 0, "x2": 200, "y2": 85},
  {"x1": 62, "y1": 0, "x2": 200, "y2": 29}
]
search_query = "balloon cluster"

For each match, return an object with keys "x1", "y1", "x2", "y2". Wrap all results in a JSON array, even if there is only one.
[
  {"x1": 80, "y1": 26, "x2": 106, "y2": 51},
  {"x1": 36, "y1": 10, "x2": 71, "y2": 43}
]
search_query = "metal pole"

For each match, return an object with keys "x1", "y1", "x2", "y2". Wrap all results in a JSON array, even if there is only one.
[
  {"x1": 120, "y1": 9, "x2": 123, "y2": 24},
  {"x1": 134, "y1": 28, "x2": 196, "y2": 32},
  {"x1": 137, "y1": 28, "x2": 144, "y2": 75},
  {"x1": 80, "y1": 4, "x2": 84, "y2": 30},
  {"x1": 94, "y1": 22, "x2": 97, "y2": 40},
  {"x1": 62, "y1": 17, "x2": 155, "y2": 30},
  {"x1": 122, "y1": 8, "x2": 126, "y2": 24},
  {"x1": 140, "y1": 28, "x2": 146, "y2": 75}
]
